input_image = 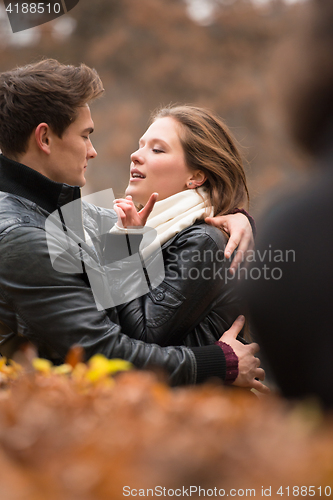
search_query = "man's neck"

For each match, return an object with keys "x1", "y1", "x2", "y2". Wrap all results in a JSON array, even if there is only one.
[
  {"x1": 14, "y1": 149, "x2": 50, "y2": 180},
  {"x1": 0, "y1": 154, "x2": 81, "y2": 213}
]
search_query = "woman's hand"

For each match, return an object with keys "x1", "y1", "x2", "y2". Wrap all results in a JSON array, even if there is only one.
[
  {"x1": 114, "y1": 193, "x2": 158, "y2": 228},
  {"x1": 205, "y1": 213, "x2": 254, "y2": 274},
  {"x1": 219, "y1": 316, "x2": 270, "y2": 394}
]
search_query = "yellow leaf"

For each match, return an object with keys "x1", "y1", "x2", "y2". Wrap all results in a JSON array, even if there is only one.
[
  {"x1": 32, "y1": 358, "x2": 52, "y2": 374},
  {"x1": 0, "y1": 357, "x2": 8, "y2": 370},
  {"x1": 106, "y1": 359, "x2": 133, "y2": 375},
  {"x1": 52, "y1": 363, "x2": 73, "y2": 375},
  {"x1": 86, "y1": 356, "x2": 132, "y2": 383},
  {"x1": 88, "y1": 354, "x2": 110, "y2": 368}
]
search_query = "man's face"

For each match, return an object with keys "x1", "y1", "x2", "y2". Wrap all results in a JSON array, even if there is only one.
[{"x1": 46, "y1": 105, "x2": 97, "y2": 187}]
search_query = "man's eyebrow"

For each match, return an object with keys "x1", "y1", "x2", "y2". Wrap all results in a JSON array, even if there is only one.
[{"x1": 83, "y1": 127, "x2": 94, "y2": 134}]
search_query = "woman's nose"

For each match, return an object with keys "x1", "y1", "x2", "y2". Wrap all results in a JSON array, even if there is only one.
[{"x1": 131, "y1": 149, "x2": 143, "y2": 164}]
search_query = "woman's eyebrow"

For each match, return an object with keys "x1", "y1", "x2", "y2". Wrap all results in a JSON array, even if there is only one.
[
  {"x1": 147, "y1": 137, "x2": 169, "y2": 147},
  {"x1": 138, "y1": 136, "x2": 170, "y2": 148}
]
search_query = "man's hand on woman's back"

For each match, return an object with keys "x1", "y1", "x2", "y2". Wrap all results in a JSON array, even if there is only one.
[{"x1": 220, "y1": 316, "x2": 269, "y2": 394}]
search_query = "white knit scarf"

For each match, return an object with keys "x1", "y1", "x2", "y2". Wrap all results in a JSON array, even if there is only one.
[
  {"x1": 109, "y1": 187, "x2": 214, "y2": 261},
  {"x1": 146, "y1": 187, "x2": 213, "y2": 246}
]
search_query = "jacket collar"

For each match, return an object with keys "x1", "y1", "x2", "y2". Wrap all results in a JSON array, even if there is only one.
[{"x1": 0, "y1": 154, "x2": 81, "y2": 213}]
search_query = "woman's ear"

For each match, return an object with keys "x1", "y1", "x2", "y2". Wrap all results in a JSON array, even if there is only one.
[
  {"x1": 187, "y1": 170, "x2": 207, "y2": 188},
  {"x1": 35, "y1": 123, "x2": 52, "y2": 155}
]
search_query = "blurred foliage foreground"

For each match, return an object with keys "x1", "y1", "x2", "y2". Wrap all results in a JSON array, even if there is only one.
[{"x1": 0, "y1": 351, "x2": 332, "y2": 500}]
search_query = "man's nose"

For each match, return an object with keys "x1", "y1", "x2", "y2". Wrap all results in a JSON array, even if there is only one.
[{"x1": 88, "y1": 140, "x2": 97, "y2": 159}]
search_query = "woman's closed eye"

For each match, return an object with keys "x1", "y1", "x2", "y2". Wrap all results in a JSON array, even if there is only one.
[{"x1": 152, "y1": 148, "x2": 164, "y2": 154}]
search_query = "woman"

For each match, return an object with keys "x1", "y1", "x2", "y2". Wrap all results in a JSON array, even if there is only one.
[{"x1": 114, "y1": 105, "x2": 260, "y2": 385}]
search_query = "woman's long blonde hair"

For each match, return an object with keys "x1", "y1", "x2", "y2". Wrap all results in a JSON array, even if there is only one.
[{"x1": 152, "y1": 105, "x2": 249, "y2": 216}]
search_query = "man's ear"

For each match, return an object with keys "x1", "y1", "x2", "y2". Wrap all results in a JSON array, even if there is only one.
[
  {"x1": 35, "y1": 123, "x2": 52, "y2": 154},
  {"x1": 188, "y1": 169, "x2": 207, "y2": 188}
]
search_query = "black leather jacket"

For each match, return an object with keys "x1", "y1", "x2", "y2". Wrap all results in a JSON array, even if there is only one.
[
  {"x1": 0, "y1": 155, "x2": 228, "y2": 385},
  {"x1": 118, "y1": 221, "x2": 243, "y2": 347}
]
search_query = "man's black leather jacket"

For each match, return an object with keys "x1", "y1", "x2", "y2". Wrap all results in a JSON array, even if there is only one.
[{"x1": 0, "y1": 154, "x2": 228, "y2": 385}]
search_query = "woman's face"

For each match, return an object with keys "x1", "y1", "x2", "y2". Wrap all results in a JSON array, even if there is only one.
[{"x1": 125, "y1": 117, "x2": 194, "y2": 205}]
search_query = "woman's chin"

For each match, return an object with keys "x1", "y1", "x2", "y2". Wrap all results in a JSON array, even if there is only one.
[
  {"x1": 125, "y1": 186, "x2": 135, "y2": 198},
  {"x1": 125, "y1": 188, "x2": 143, "y2": 206}
]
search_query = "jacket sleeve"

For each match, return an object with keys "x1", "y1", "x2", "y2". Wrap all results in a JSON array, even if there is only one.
[
  {"x1": 117, "y1": 224, "x2": 240, "y2": 347},
  {"x1": 0, "y1": 226, "x2": 226, "y2": 386}
]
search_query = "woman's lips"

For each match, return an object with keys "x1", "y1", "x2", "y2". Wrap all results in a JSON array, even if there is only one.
[
  {"x1": 129, "y1": 176, "x2": 145, "y2": 182},
  {"x1": 130, "y1": 167, "x2": 146, "y2": 180}
]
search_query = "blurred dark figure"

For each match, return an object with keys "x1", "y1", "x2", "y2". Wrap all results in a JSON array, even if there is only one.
[{"x1": 246, "y1": 0, "x2": 333, "y2": 408}]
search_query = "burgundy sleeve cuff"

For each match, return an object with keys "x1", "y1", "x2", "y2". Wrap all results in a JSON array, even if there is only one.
[
  {"x1": 230, "y1": 208, "x2": 256, "y2": 238},
  {"x1": 214, "y1": 341, "x2": 239, "y2": 384}
]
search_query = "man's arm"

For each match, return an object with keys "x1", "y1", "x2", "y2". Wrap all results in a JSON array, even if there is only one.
[{"x1": 0, "y1": 226, "x2": 228, "y2": 386}]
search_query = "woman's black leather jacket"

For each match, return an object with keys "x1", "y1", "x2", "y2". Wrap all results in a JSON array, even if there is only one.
[{"x1": 117, "y1": 220, "x2": 244, "y2": 347}]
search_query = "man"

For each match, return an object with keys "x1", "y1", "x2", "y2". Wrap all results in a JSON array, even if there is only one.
[
  {"x1": 0, "y1": 58, "x2": 266, "y2": 390},
  {"x1": 244, "y1": 0, "x2": 333, "y2": 407}
]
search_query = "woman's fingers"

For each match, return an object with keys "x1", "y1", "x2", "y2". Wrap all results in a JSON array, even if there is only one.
[
  {"x1": 114, "y1": 201, "x2": 134, "y2": 212},
  {"x1": 113, "y1": 196, "x2": 140, "y2": 228},
  {"x1": 114, "y1": 192, "x2": 158, "y2": 227},
  {"x1": 114, "y1": 194, "x2": 158, "y2": 227},
  {"x1": 113, "y1": 205, "x2": 126, "y2": 227},
  {"x1": 114, "y1": 199, "x2": 134, "y2": 209},
  {"x1": 138, "y1": 193, "x2": 158, "y2": 225}
]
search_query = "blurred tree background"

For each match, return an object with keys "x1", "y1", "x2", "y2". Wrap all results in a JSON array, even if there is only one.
[{"x1": 0, "y1": 0, "x2": 311, "y2": 215}]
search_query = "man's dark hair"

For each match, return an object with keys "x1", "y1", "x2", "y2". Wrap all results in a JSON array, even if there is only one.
[{"x1": 0, "y1": 58, "x2": 104, "y2": 158}]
